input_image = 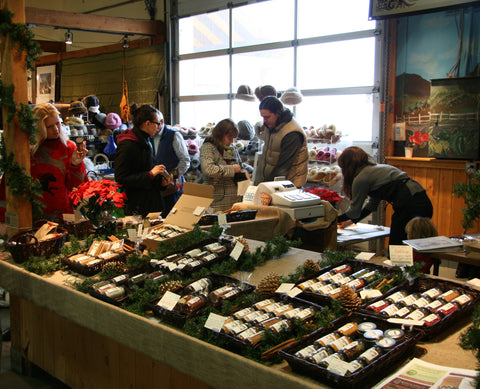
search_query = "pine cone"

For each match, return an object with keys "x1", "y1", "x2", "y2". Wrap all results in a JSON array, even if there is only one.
[
  {"x1": 303, "y1": 259, "x2": 320, "y2": 275},
  {"x1": 257, "y1": 272, "x2": 280, "y2": 298},
  {"x1": 235, "y1": 236, "x2": 249, "y2": 253},
  {"x1": 158, "y1": 280, "x2": 183, "y2": 295},
  {"x1": 338, "y1": 285, "x2": 362, "y2": 312}
]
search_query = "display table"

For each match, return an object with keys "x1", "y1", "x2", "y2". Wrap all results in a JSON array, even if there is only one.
[{"x1": 0, "y1": 242, "x2": 477, "y2": 389}]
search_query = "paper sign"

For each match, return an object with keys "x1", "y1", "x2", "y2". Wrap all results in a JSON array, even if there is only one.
[
  {"x1": 127, "y1": 229, "x2": 137, "y2": 240},
  {"x1": 355, "y1": 252, "x2": 375, "y2": 261},
  {"x1": 237, "y1": 179, "x2": 253, "y2": 196},
  {"x1": 142, "y1": 227, "x2": 149, "y2": 239},
  {"x1": 393, "y1": 122, "x2": 406, "y2": 141},
  {"x1": 156, "y1": 291, "x2": 181, "y2": 311},
  {"x1": 217, "y1": 213, "x2": 227, "y2": 226},
  {"x1": 387, "y1": 317, "x2": 424, "y2": 327},
  {"x1": 466, "y1": 278, "x2": 480, "y2": 289},
  {"x1": 146, "y1": 212, "x2": 162, "y2": 220},
  {"x1": 276, "y1": 283, "x2": 295, "y2": 294},
  {"x1": 360, "y1": 289, "x2": 383, "y2": 299},
  {"x1": 230, "y1": 241, "x2": 244, "y2": 261},
  {"x1": 62, "y1": 213, "x2": 76, "y2": 222},
  {"x1": 193, "y1": 206, "x2": 205, "y2": 216},
  {"x1": 137, "y1": 224, "x2": 143, "y2": 238},
  {"x1": 242, "y1": 186, "x2": 258, "y2": 204},
  {"x1": 204, "y1": 313, "x2": 228, "y2": 332},
  {"x1": 287, "y1": 287, "x2": 303, "y2": 298},
  {"x1": 389, "y1": 245, "x2": 413, "y2": 266}
]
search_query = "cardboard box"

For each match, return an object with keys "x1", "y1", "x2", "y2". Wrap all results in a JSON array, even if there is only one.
[{"x1": 143, "y1": 182, "x2": 214, "y2": 250}]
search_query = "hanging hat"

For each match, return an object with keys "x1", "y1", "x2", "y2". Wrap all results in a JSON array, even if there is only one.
[
  {"x1": 66, "y1": 116, "x2": 84, "y2": 126},
  {"x1": 255, "y1": 85, "x2": 277, "y2": 101},
  {"x1": 68, "y1": 101, "x2": 87, "y2": 116},
  {"x1": 235, "y1": 85, "x2": 255, "y2": 101},
  {"x1": 83, "y1": 94, "x2": 99, "y2": 108},
  {"x1": 237, "y1": 120, "x2": 255, "y2": 140},
  {"x1": 281, "y1": 87, "x2": 303, "y2": 105},
  {"x1": 105, "y1": 112, "x2": 122, "y2": 130}
]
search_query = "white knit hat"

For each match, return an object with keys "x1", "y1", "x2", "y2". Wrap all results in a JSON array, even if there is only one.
[{"x1": 281, "y1": 87, "x2": 303, "y2": 105}]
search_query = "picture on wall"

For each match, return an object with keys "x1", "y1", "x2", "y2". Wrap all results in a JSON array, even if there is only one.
[
  {"x1": 369, "y1": 0, "x2": 480, "y2": 20},
  {"x1": 36, "y1": 65, "x2": 56, "y2": 104}
]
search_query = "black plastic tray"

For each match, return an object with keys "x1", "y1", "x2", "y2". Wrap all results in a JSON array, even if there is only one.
[
  {"x1": 278, "y1": 312, "x2": 422, "y2": 389},
  {"x1": 359, "y1": 276, "x2": 480, "y2": 340},
  {"x1": 148, "y1": 273, "x2": 255, "y2": 328}
]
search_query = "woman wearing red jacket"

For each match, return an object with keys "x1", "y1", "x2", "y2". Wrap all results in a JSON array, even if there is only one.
[{"x1": 0, "y1": 103, "x2": 89, "y2": 222}]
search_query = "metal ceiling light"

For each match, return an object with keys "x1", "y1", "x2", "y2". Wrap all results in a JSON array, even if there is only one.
[
  {"x1": 65, "y1": 29, "x2": 73, "y2": 45},
  {"x1": 122, "y1": 35, "x2": 129, "y2": 49}
]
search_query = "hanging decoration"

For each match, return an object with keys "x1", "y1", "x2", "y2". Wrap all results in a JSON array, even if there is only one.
[{"x1": 119, "y1": 46, "x2": 130, "y2": 122}]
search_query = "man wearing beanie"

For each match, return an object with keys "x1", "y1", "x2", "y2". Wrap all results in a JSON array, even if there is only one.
[{"x1": 151, "y1": 111, "x2": 190, "y2": 216}]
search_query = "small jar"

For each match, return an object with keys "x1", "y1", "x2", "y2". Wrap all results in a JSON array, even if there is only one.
[
  {"x1": 254, "y1": 298, "x2": 276, "y2": 310},
  {"x1": 423, "y1": 313, "x2": 442, "y2": 327},
  {"x1": 398, "y1": 293, "x2": 421, "y2": 307},
  {"x1": 363, "y1": 329, "x2": 384, "y2": 344},
  {"x1": 147, "y1": 271, "x2": 166, "y2": 282},
  {"x1": 316, "y1": 284, "x2": 337, "y2": 295},
  {"x1": 436, "y1": 302, "x2": 459, "y2": 317},
  {"x1": 452, "y1": 293, "x2": 473, "y2": 307},
  {"x1": 375, "y1": 337, "x2": 396, "y2": 350},
  {"x1": 332, "y1": 264, "x2": 352, "y2": 275},
  {"x1": 325, "y1": 335, "x2": 353, "y2": 353},
  {"x1": 328, "y1": 273, "x2": 349, "y2": 285},
  {"x1": 345, "y1": 278, "x2": 365, "y2": 291},
  {"x1": 411, "y1": 296, "x2": 433, "y2": 310},
  {"x1": 384, "y1": 328, "x2": 404, "y2": 340},
  {"x1": 295, "y1": 344, "x2": 320, "y2": 359},
  {"x1": 128, "y1": 273, "x2": 147, "y2": 286},
  {"x1": 297, "y1": 279, "x2": 317, "y2": 291},
  {"x1": 338, "y1": 340, "x2": 365, "y2": 361},
  {"x1": 359, "y1": 270, "x2": 379, "y2": 284},
  {"x1": 379, "y1": 303, "x2": 402, "y2": 317},
  {"x1": 233, "y1": 307, "x2": 256, "y2": 320},
  {"x1": 185, "y1": 277, "x2": 212, "y2": 294},
  {"x1": 405, "y1": 308, "x2": 430, "y2": 321},
  {"x1": 357, "y1": 346, "x2": 383, "y2": 366},
  {"x1": 208, "y1": 285, "x2": 235, "y2": 303},
  {"x1": 351, "y1": 268, "x2": 369, "y2": 279},
  {"x1": 269, "y1": 319, "x2": 292, "y2": 334},
  {"x1": 182, "y1": 294, "x2": 207, "y2": 314},
  {"x1": 111, "y1": 274, "x2": 129, "y2": 285},
  {"x1": 104, "y1": 286, "x2": 125, "y2": 299},
  {"x1": 366, "y1": 300, "x2": 390, "y2": 313},
  {"x1": 386, "y1": 290, "x2": 408, "y2": 304},
  {"x1": 425, "y1": 299, "x2": 444, "y2": 313},
  {"x1": 421, "y1": 287, "x2": 443, "y2": 300},
  {"x1": 438, "y1": 289, "x2": 461, "y2": 304},
  {"x1": 306, "y1": 347, "x2": 333, "y2": 364},
  {"x1": 327, "y1": 287, "x2": 343, "y2": 299},
  {"x1": 392, "y1": 306, "x2": 413, "y2": 318},
  {"x1": 318, "y1": 352, "x2": 345, "y2": 368},
  {"x1": 314, "y1": 332, "x2": 340, "y2": 347},
  {"x1": 337, "y1": 322, "x2": 359, "y2": 336},
  {"x1": 316, "y1": 271, "x2": 335, "y2": 282}
]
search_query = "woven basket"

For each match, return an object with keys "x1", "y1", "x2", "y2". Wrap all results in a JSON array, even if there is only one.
[
  {"x1": 63, "y1": 219, "x2": 94, "y2": 239},
  {"x1": 6, "y1": 227, "x2": 69, "y2": 263}
]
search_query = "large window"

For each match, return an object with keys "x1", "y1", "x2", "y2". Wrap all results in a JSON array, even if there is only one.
[{"x1": 173, "y1": 0, "x2": 381, "y2": 143}]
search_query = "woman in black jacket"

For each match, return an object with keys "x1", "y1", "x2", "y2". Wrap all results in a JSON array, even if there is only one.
[{"x1": 114, "y1": 104, "x2": 172, "y2": 216}]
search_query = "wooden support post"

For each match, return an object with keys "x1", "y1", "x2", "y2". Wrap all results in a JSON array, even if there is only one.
[{"x1": 1, "y1": 0, "x2": 33, "y2": 236}]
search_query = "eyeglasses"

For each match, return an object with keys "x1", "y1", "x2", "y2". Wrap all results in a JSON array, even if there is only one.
[{"x1": 150, "y1": 120, "x2": 162, "y2": 126}]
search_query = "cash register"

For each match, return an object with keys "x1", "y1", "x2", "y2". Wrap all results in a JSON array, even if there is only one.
[{"x1": 253, "y1": 180, "x2": 325, "y2": 220}]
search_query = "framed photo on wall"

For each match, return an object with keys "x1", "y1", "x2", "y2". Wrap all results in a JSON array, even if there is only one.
[
  {"x1": 369, "y1": 0, "x2": 480, "y2": 20},
  {"x1": 36, "y1": 65, "x2": 56, "y2": 104}
]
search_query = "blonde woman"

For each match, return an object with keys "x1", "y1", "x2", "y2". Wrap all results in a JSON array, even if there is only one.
[{"x1": 30, "y1": 103, "x2": 89, "y2": 218}]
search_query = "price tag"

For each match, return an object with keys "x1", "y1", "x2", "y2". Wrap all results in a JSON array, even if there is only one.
[
  {"x1": 167, "y1": 263, "x2": 177, "y2": 271},
  {"x1": 360, "y1": 289, "x2": 383, "y2": 299},
  {"x1": 230, "y1": 241, "x2": 244, "y2": 261},
  {"x1": 204, "y1": 313, "x2": 227, "y2": 333},
  {"x1": 156, "y1": 291, "x2": 181, "y2": 311},
  {"x1": 276, "y1": 283, "x2": 295, "y2": 294},
  {"x1": 127, "y1": 229, "x2": 137, "y2": 240},
  {"x1": 355, "y1": 252, "x2": 375, "y2": 261},
  {"x1": 62, "y1": 213, "x2": 76, "y2": 222},
  {"x1": 217, "y1": 213, "x2": 227, "y2": 226},
  {"x1": 193, "y1": 206, "x2": 205, "y2": 216},
  {"x1": 389, "y1": 245, "x2": 413, "y2": 266},
  {"x1": 287, "y1": 287, "x2": 303, "y2": 298}
]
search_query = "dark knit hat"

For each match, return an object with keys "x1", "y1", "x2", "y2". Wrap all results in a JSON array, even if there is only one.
[
  {"x1": 83, "y1": 94, "x2": 99, "y2": 108},
  {"x1": 237, "y1": 120, "x2": 255, "y2": 140},
  {"x1": 68, "y1": 101, "x2": 87, "y2": 116},
  {"x1": 235, "y1": 85, "x2": 255, "y2": 101}
]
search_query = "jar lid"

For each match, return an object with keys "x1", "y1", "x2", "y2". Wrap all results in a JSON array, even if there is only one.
[
  {"x1": 384, "y1": 328, "x2": 404, "y2": 339},
  {"x1": 376, "y1": 336, "x2": 396, "y2": 349},
  {"x1": 358, "y1": 322, "x2": 377, "y2": 332},
  {"x1": 364, "y1": 329, "x2": 384, "y2": 340}
]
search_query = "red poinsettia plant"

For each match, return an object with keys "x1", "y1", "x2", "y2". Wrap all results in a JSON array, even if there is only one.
[
  {"x1": 305, "y1": 187, "x2": 343, "y2": 207},
  {"x1": 69, "y1": 179, "x2": 127, "y2": 227},
  {"x1": 408, "y1": 131, "x2": 429, "y2": 147}
]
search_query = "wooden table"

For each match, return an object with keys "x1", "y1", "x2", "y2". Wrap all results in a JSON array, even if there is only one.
[{"x1": 0, "y1": 242, "x2": 477, "y2": 389}]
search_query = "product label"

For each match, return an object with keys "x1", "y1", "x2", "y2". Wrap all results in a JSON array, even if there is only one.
[
  {"x1": 360, "y1": 347, "x2": 381, "y2": 363},
  {"x1": 295, "y1": 345, "x2": 317, "y2": 359}
]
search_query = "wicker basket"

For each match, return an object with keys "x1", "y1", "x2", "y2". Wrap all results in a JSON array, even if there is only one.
[
  {"x1": 6, "y1": 227, "x2": 69, "y2": 263},
  {"x1": 63, "y1": 219, "x2": 94, "y2": 239}
]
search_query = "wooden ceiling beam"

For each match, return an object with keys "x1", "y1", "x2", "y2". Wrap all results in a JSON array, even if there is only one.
[
  {"x1": 36, "y1": 40, "x2": 67, "y2": 53},
  {"x1": 35, "y1": 36, "x2": 161, "y2": 66},
  {"x1": 25, "y1": 7, "x2": 165, "y2": 38}
]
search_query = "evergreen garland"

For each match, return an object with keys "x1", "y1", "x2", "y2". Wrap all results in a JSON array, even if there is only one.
[
  {"x1": 0, "y1": 9, "x2": 43, "y2": 218},
  {"x1": 460, "y1": 305, "x2": 480, "y2": 387}
]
